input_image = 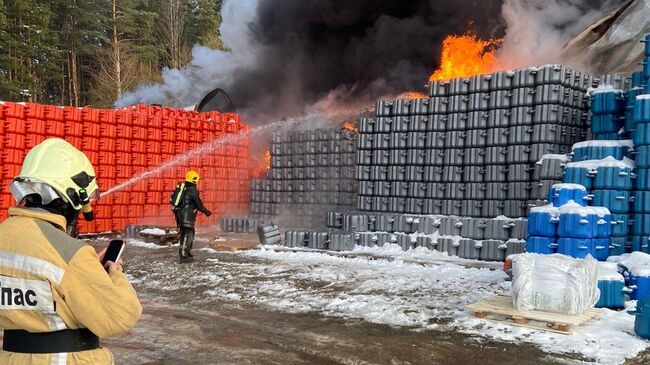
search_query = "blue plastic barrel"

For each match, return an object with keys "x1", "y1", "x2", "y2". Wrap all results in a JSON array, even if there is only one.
[
  {"x1": 591, "y1": 113, "x2": 623, "y2": 134},
  {"x1": 596, "y1": 280, "x2": 625, "y2": 308},
  {"x1": 558, "y1": 238, "x2": 591, "y2": 258},
  {"x1": 526, "y1": 236, "x2": 557, "y2": 254},
  {"x1": 630, "y1": 274, "x2": 650, "y2": 300},
  {"x1": 593, "y1": 163, "x2": 634, "y2": 190},
  {"x1": 591, "y1": 90, "x2": 624, "y2": 114},
  {"x1": 634, "y1": 191, "x2": 650, "y2": 213},
  {"x1": 636, "y1": 169, "x2": 650, "y2": 190},
  {"x1": 637, "y1": 148, "x2": 650, "y2": 168},
  {"x1": 592, "y1": 208, "x2": 612, "y2": 238},
  {"x1": 631, "y1": 236, "x2": 650, "y2": 253},
  {"x1": 611, "y1": 214, "x2": 630, "y2": 236},
  {"x1": 548, "y1": 184, "x2": 587, "y2": 207},
  {"x1": 571, "y1": 140, "x2": 633, "y2": 161},
  {"x1": 629, "y1": 297, "x2": 650, "y2": 339},
  {"x1": 558, "y1": 205, "x2": 598, "y2": 239},
  {"x1": 633, "y1": 214, "x2": 650, "y2": 236},
  {"x1": 610, "y1": 236, "x2": 627, "y2": 256},
  {"x1": 591, "y1": 190, "x2": 631, "y2": 214},
  {"x1": 528, "y1": 205, "x2": 559, "y2": 237},
  {"x1": 632, "y1": 72, "x2": 646, "y2": 88},
  {"x1": 634, "y1": 122, "x2": 650, "y2": 146},
  {"x1": 626, "y1": 87, "x2": 645, "y2": 132},
  {"x1": 563, "y1": 165, "x2": 593, "y2": 190},
  {"x1": 634, "y1": 96, "x2": 650, "y2": 124}
]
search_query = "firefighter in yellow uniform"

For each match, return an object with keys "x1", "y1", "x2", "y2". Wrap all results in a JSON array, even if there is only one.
[{"x1": 0, "y1": 138, "x2": 142, "y2": 364}]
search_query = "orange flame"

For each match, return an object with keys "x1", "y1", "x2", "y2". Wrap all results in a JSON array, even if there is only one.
[
  {"x1": 397, "y1": 91, "x2": 427, "y2": 100},
  {"x1": 263, "y1": 149, "x2": 271, "y2": 171},
  {"x1": 342, "y1": 121, "x2": 357, "y2": 132},
  {"x1": 429, "y1": 32, "x2": 502, "y2": 82}
]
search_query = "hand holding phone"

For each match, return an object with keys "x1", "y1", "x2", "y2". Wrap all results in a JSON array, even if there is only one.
[{"x1": 101, "y1": 239, "x2": 126, "y2": 267}]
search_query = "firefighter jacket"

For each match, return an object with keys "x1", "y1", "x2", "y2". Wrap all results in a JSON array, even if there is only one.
[
  {"x1": 0, "y1": 207, "x2": 142, "y2": 364},
  {"x1": 171, "y1": 182, "x2": 210, "y2": 228}
]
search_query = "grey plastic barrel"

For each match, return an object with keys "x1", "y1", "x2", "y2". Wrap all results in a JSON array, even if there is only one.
[
  {"x1": 460, "y1": 218, "x2": 486, "y2": 239},
  {"x1": 258, "y1": 223, "x2": 281, "y2": 245},
  {"x1": 480, "y1": 240, "x2": 506, "y2": 261},
  {"x1": 437, "y1": 238, "x2": 459, "y2": 256},
  {"x1": 458, "y1": 239, "x2": 481, "y2": 259},
  {"x1": 491, "y1": 71, "x2": 514, "y2": 90}
]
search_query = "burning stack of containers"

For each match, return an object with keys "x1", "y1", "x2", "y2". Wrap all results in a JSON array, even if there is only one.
[
  {"x1": 356, "y1": 65, "x2": 591, "y2": 218},
  {"x1": 246, "y1": 127, "x2": 358, "y2": 229},
  {"x1": 275, "y1": 65, "x2": 595, "y2": 261}
]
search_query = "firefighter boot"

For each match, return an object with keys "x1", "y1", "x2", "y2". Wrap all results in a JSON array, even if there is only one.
[{"x1": 186, "y1": 229, "x2": 195, "y2": 258}]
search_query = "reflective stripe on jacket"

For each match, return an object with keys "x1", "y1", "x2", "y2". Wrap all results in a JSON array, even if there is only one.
[{"x1": 0, "y1": 207, "x2": 142, "y2": 365}]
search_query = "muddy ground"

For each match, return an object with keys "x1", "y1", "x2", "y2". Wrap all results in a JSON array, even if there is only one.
[{"x1": 93, "y1": 233, "x2": 634, "y2": 365}]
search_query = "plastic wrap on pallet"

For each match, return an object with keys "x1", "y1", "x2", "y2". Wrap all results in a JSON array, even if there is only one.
[{"x1": 511, "y1": 253, "x2": 600, "y2": 314}]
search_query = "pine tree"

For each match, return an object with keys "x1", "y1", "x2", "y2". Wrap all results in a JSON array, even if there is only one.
[
  {"x1": 2, "y1": 0, "x2": 62, "y2": 103},
  {"x1": 190, "y1": 0, "x2": 224, "y2": 50}
]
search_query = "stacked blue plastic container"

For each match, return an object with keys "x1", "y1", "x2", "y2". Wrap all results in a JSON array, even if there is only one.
[
  {"x1": 633, "y1": 94, "x2": 650, "y2": 253},
  {"x1": 526, "y1": 183, "x2": 611, "y2": 260},
  {"x1": 591, "y1": 89, "x2": 626, "y2": 140},
  {"x1": 564, "y1": 142, "x2": 634, "y2": 256},
  {"x1": 630, "y1": 36, "x2": 650, "y2": 254}
]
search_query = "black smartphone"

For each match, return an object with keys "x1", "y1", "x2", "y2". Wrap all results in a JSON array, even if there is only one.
[{"x1": 102, "y1": 239, "x2": 126, "y2": 265}]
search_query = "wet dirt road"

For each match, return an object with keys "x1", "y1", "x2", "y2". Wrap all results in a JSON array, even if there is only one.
[{"x1": 103, "y1": 239, "x2": 589, "y2": 365}]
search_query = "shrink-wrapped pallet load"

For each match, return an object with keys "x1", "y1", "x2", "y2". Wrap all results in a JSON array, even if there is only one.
[{"x1": 511, "y1": 253, "x2": 600, "y2": 314}]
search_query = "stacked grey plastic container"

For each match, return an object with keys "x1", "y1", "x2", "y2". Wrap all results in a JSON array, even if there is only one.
[
  {"x1": 529, "y1": 154, "x2": 569, "y2": 205},
  {"x1": 283, "y1": 212, "x2": 528, "y2": 261},
  {"x1": 357, "y1": 65, "x2": 592, "y2": 218},
  {"x1": 249, "y1": 127, "x2": 358, "y2": 229}
]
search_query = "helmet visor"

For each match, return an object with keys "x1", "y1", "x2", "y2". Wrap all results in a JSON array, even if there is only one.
[{"x1": 10, "y1": 178, "x2": 64, "y2": 205}]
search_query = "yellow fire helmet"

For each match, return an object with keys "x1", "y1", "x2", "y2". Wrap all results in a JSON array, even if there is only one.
[
  {"x1": 185, "y1": 170, "x2": 200, "y2": 183},
  {"x1": 10, "y1": 138, "x2": 100, "y2": 210}
]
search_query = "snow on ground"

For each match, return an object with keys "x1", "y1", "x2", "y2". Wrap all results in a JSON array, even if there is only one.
[{"x1": 129, "y1": 240, "x2": 649, "y2": 364}]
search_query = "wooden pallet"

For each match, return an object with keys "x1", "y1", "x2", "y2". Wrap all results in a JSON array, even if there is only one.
[
  {"x1": 465, "y1": 294, "x2": 602, "y2": 334},
  {"x1": 212, "y1": 241, "x2": 260, "y2": 252},
  {"x1": 138, "y1": 231, "x2": 179, "y2": 246}
]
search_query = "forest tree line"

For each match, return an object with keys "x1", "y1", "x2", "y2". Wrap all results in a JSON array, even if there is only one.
[{"x1": 0, "y1": 0, "x2": 223, "y2": 107}]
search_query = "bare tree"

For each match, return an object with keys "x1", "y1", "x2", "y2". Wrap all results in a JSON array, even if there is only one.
[{"x1": 157, "y1": 0, "x2": 190, "y2": 69}]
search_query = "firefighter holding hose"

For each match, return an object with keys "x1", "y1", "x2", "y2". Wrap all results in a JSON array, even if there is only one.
[
  {"x1": 0, "y1": 138, "x2": 142, "y2": 364},
  {"x1": 170, "y1": 170, "x2": 212, "y2": 263}
]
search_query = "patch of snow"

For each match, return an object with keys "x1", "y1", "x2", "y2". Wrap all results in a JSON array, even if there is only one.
[
  {"x1": 140, "y1": 228, "x2": 170, "y2": 236},
  {"x1": 126, "y1": 239, "x2": 166, "y2": 249},
  {"x1": 558, "y1": 200, "x2": 610, "y2": 217},
  {"x1": 198, "y1": 247, "x2": 219, "y2": 254},
  {"x1": 598, "y1": 262, "x2": 625, "y2": 282},
  {"x1": 565, "y1": 156, "x2": 635, "y2": 170},
  {"x1": 572, "y1": 140, "x2": 634, "y2": 150},
  {"x1": 551, "y1": 183, "x2": 588, "y2": 191},
  {"x1": 587, "y1": 85, "x2": 623, "y2": 95},
  {"x1": 536, "y1": 154, "x2": 570, "y2": 165}
]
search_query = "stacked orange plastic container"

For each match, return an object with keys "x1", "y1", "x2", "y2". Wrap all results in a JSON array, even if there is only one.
[{"x1": 0, "y1": 102, "x2": 251, "y2": 233}]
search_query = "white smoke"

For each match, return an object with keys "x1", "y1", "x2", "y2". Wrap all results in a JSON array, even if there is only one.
[
  {"x1": 496, "y1": 0, "x2": 621, "y2": 71},
  {"x1": 115, "y1": 0, "x2": 260, "y2": 108}
]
